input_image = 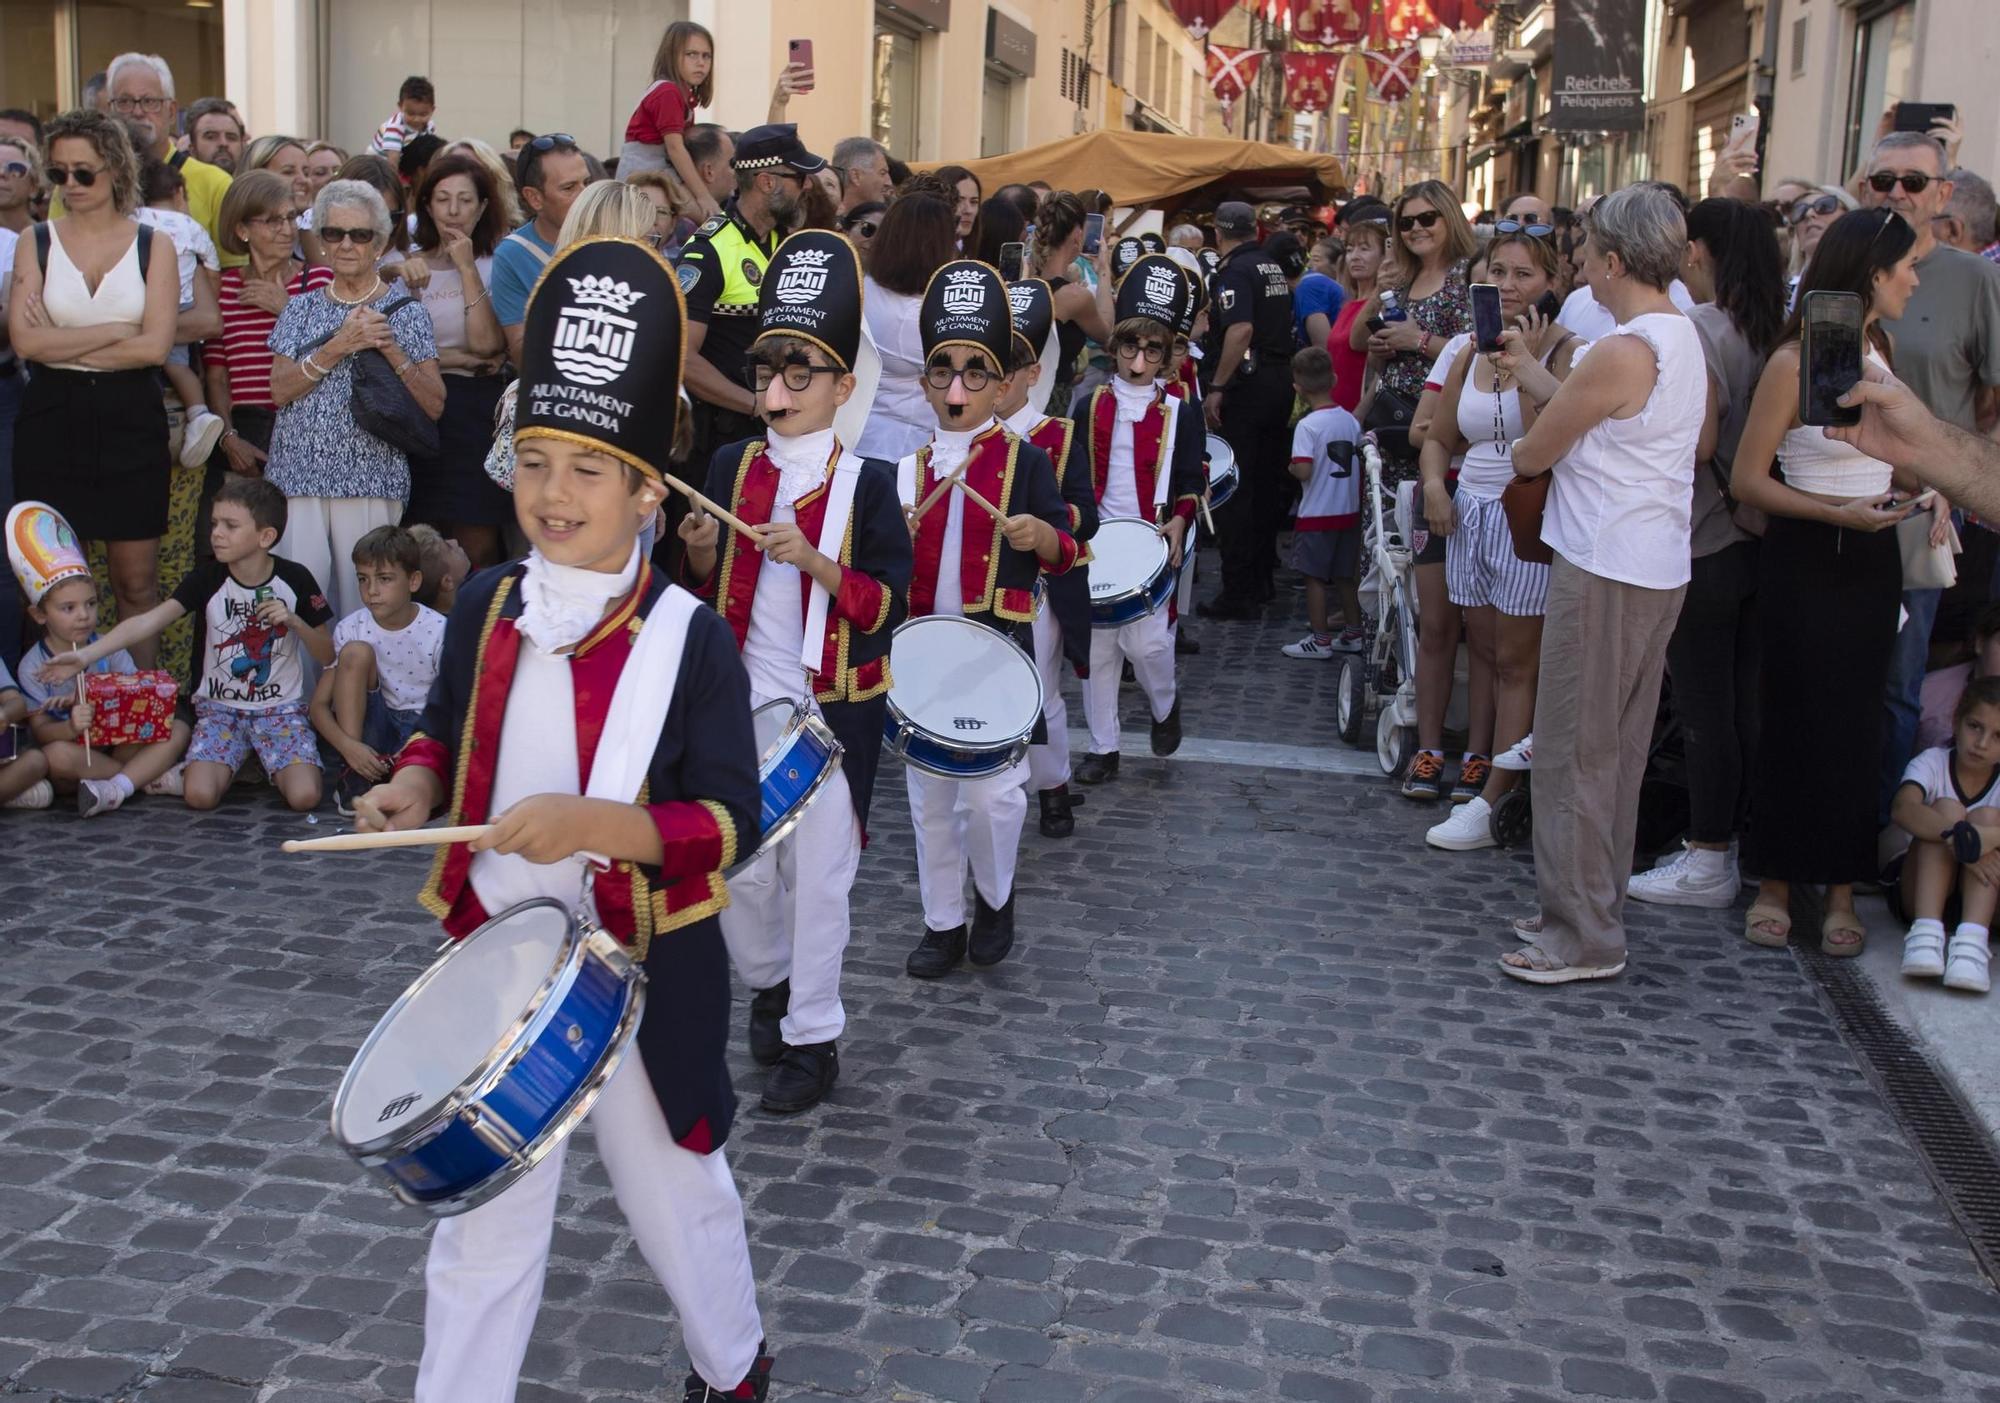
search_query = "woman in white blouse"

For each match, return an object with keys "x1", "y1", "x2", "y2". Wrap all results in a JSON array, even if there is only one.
[{"x1": 855, "y1": 191, "x2": 957, "y2": 463}]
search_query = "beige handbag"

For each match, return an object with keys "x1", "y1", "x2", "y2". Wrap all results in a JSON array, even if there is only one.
[{"x1": 1898, "y1": 506, "x2": 1961, "y2": 591}]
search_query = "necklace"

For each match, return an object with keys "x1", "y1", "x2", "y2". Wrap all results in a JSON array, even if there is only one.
[{"x1": 329, "y1": 275, "x2": 383, "y2": 307}]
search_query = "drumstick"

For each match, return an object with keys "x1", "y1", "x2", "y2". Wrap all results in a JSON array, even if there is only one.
[
  {"x1": 1198, "y1": 494, "x2": 1216, "y2": 536},
  {"x1": 909, "y1": 462, "x2": 971, "y2": 523},
  {"x1": 281, "y1": 824, "x2": 493, "y2": 854},
  {"x1": 658, "y1": 469, "x2": 759, "y2": 543},
  {"x1": 73, "y1": 644, "x2": 89, "y2": 764}
]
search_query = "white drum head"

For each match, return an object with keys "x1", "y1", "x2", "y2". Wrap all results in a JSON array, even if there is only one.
[
  {"x1": 1090, "y1": 518, "x2": 1169, "y2": 598},
  {"x1": 1206, "y1": 433, "x2": 1237, "y2": 476},
  {"x1": 337, "y1": 902, "x2": 572, "y2": 1146},
  {"x1": 889, "y1": 617, "x2": 1041, "y2": 740},
  {"x1": 752, "y1": 699, "x2": 800, "y2": 765}
]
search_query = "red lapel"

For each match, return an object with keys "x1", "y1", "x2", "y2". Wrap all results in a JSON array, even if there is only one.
[
  {"x1": 1029, "y1": 416, "x2": 1074, "y2": 490},
  {"x1": 910, "y1": 424, "x2": 1016, "y2": 616},
  {"x1": 1089, "y1": 386, "x2": 1113, "y2": 505},
  {"x1": 1089, "y1": 384, "x2": 1167, "y2": 519},
  {"x1": 715, "y1": 444, "x2": 775, "y2": 650}
]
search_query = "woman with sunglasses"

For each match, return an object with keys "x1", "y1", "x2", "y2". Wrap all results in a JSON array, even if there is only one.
[
  {"x1": 327, "y1": 152, "x2": 412, "y2": 276},
  {"x1": 265, "y1": 178, "x2": 445, "y2": 622},
  {"x1": 839, "y1": 200, "x2": 885, "y2": 269},
  {"x1": 402, "y1": 155, "x2": 509, "y2": 569},
  {"x1": 1782, "y1": 184, "x2": 1857, "y2": 305},
  {"x1": 9, "y1": 109, "x2": 179, "y2": 663}
]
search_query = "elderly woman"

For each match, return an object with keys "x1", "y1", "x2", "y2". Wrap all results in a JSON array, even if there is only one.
[
  {"x1": 1496, "y1": 184, "x2": 1710, "y2": 985},
  {"x1": 266, "y1": 178, "x2": 444, "y2": 620},
  {"x1": 8, "y1": 109, "x2": 177, "y2": 660},
  {"x1": 1783, "y1": 183, "x2": 1858, "y2": 304}
]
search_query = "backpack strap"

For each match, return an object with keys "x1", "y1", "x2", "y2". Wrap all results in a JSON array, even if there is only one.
[
  {"x1": 35, "y1": 221, "x2": 150, "y2": 280},
  {"x1": 134, "y1": 222, "x2": 152, "y2": 282},
  {"x1": 504, "y1": 228, "x2": 551, "y2": 268}
]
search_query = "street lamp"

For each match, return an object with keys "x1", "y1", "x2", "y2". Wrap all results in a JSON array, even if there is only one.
[{"x1": 1417, "y1": 32, "x2": 1441, "y2": 64}]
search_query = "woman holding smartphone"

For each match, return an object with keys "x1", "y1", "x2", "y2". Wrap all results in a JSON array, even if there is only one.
[
  {"x1": 1029, "y1": 192, "x2": 1113, "y2": 415},
  {"x1": 1730, "y1": 208, "x2": 1935, "y2": 955}
]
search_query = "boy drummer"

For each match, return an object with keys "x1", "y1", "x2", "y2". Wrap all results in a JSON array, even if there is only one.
[
  {"x1": 679, "y1": 229, "x2": 912, "y2": 1115},
  {"x1": 1070, "y1": 254, "x2": 1205, "y2": 785},
  {"x1": 898, "y1": 259, "x2": 1079, "y2": 980},
  {"x1": 997, "y1": 277, "x2": 1097, "y2": 839},
  {"x1": 354, "y1": 237, "x2": 774, "y2": 1403}
]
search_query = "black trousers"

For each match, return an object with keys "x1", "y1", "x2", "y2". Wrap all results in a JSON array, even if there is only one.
[
  {"x1": 1215, "y1": 366, "x2": 1293, "y2": 601},
  {"x1": 1664, "y1": 538, "x2": 1760, "y2": 845}
]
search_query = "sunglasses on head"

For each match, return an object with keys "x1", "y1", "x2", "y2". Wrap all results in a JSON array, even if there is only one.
[
  {"x1": 524, "y1": 133, "x2": 577, "y2": 154},
  {"x1": 1397, "y1": 210, "x2": 1442, "y2": 232},
  {"x1": 1789, "y1": 194, "x2": 1845, "y2": 224},
  {"x1": 1868, "y1": 170, "x2": 1934, "y2": 195},
  {"x1": 1495, "y1": 218, "x2": 1553, "y2": 238},
  {"x1": 45, "y1": 165, "x2": 100, "y2": 188},
  {"x1": 319, "y1": 224, "x2": 377, "y2": 245}
]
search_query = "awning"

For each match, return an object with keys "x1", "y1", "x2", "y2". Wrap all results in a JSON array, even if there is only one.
[{"x1": 914, "y1": 129, "x2": 1346, "y2": 213}]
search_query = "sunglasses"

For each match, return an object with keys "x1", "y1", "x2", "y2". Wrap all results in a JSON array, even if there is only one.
[
  {"x1": 45, "y1": 165, "x2": 100, "y2": 188},
  {"x1": 1495, "y1": 218, "x2": 1553, "y2": 238},
  {"x1": 319, "y1": 225, "x2": 378, "y2": 245},
  {"x1": 523, "y1": 133, "x2": 577, "y2": 154},
  {"x1": 1397, "y1": 210, "x2": 1442, "y2": 232},
  {"x1": 845, "y1": 219, "x2": 879, "y2": 238},
  {"x1": 0, "y1": 162, "x2": 26, "y2": 179},
  {"x1": 924, "y1": 363, "x2": 995, "y2": 391},
  {"x1": 1868, "y1": 170, "x2": 1935, "y2": 195},
  {"x1": 1788, "y1": 194, "x2": 1845, "y2": 225}
]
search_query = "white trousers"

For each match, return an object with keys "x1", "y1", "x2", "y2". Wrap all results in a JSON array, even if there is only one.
[
  {"x1": 1083, "y1": 607, "x2": 1177, "y2": 755},
  {"x1": 720, "y1": 759, "x2": 861, "y2": 1046},
  {"x1": 414, "y1": 1054, "x2": 763, "y2": 1402},
  {"x1": 1025, "y1": 605, "x2": 1071, "y2": 792},
  {"x1": 278, "y1": 495, "x2": 403, "y2": 622},
  {"x1": 907, "y1": 755, "x2": 1028, "y2": 930}
]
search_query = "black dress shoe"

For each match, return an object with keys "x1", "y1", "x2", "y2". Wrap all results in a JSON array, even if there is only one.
[
  {"x1": 761, "y1": 1041, "x2": 838, "y2": 1114},
  {"x1": 1150, "y1": 700, "x2": 1183, "y2": 757},
  {"x1": 1175, "y1": 629, "x2": 1202, "y2": 656},
  {"x1": 684, "y1": 1340, "x2": 773, "y2": 1400},
  {"x1": 969, "y1": 892, "x2": 1016, "y2": 966},
  {"x1": 1255, "y1": 578, "x2": 1277, "y2": 603},
  {"x1": 747, "y1": 980, "x2": 789, "y2": 1066},
  {"x1": 1075, "y1": 751, "x2": 1120, "y2": 785},
  {"x1": 1196, "y1": 595, "x2": 1258, "y2": 621},
  {"x1": 905, "y1": 924, "x2": 966, "y2": 979},
  {"x1": 1038, "y1": 786, "x2": 1076, "y2": 838}
]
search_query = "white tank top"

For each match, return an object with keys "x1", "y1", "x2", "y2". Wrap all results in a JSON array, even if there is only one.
[
  {"x1": 1543, "y1": 312, "x2": 1706, "y2": 590},
  {"x1": 39, "y1": 223, "x2": 149, "y2": 372},
  {"x1": 1779, "y1": 349, "x2": 1894, "y2": 497}
]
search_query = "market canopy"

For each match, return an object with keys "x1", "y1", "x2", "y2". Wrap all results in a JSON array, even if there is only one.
[{"x1": 916, "y1": 130, "x2": 1346, "y2": 215}]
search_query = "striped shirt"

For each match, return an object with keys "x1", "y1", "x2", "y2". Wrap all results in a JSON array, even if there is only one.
[{"x1": 206, "y1": 264, "x2": 335, "y2": 409}]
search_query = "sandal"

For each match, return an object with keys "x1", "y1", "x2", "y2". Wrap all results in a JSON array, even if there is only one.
[
  {"x1": 1499, "y1": 944, "x2": 1626, "y2": 985},
  {"x1": 1512, "y1": 914, "x2": 1542, "y2": 943},
  {"x1": 1744, "y1": 903, "x2": 1791, "y2": 949},
  {"x1": 1945, "y1": 932, "x2": 1992, "y2": 993},
  {"x1": 1820, "y1": 910, "x2": 1866, "y2": 959},
  {"x1": 1901, "y1": 923, "x2": 1947, "y2": 979}
]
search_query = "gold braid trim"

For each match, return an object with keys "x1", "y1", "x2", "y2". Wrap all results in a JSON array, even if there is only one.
[
  {"x1": 417, "y1": 577, "x2": 514, "y2": 920},
  {"x1": 712, "y1": 441, "x2": 763, "y2": 622},
  {"x1": 699, "y1": 798, "x2": 739, "y2": 871}
]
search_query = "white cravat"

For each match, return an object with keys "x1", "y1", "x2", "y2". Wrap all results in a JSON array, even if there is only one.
[
  {"x1": 929, "y1": 418, "x2": 994, "y2": 480},
  {"x1": 1003, "y1": 402, "x2": 1043, "y2": 438},
  {"x1": 767, "y1": 425, "x2": 836, "y2": 508},
  {"x1": 517, "y1": 541, "x2": 640, "y2": 653},
  {"x1": 1111, "y1": 375, "x2": 1155, "y2": 425}
]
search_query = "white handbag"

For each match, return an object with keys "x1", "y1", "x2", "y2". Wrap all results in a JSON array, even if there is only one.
[{"x1": 1898, "y1": 506, "x2": 1961, "y2": 591}]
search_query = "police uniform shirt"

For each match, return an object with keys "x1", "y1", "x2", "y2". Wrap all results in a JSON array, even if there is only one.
[
  {"x1": 1206, "y1": 242, "x2": 1295, "y2": 369},
  {"x1": 675, "y1": 199, "x2": 783, "y2": 381}
]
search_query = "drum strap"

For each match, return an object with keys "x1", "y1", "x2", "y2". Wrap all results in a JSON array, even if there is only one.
[
  {"x1": 588, "y1": 585, "x2": 700, "y2": 810},
  {"x1": 1154, "y1": 394, "x2": 1180, "y2": 517},
  {"x1": 800, "y1": 450, "x2": 864, "y2": 677}
]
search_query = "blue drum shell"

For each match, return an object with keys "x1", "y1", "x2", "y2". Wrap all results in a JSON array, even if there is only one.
[
  {"x1": 1088, "y1": 566, "x2": 1178, "y2": 629},
  {"x1": 762, "y1": 719, "x2": 839, "y2": 834},
  {"x1": 883, "y1": 713, "x2": 1020, "y2": 781},
  {"x1": 363, "y1": 939, "x2": 635, "y2": 1209}
]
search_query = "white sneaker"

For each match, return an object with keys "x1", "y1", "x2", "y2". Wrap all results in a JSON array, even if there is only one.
[
  {"x1": 77, "y1": 777, "x2": 127, "y2": 818},
  {"x1": 1902, "y1": 922, "x2": 1947, "y2": 979},
  {"x1": 1627, "y1": 845, "x2": 1740, "y2": 908},
  {"x1": 144, "y1": 762, "x2": 186, "y2": 798},
  {"x1": 1493, "y1": 733, "x2": 1534, "y2": 772},
  {"x1": 4, "y1": 779, "x2": 53, "y2": 810},
  {"x1": 1653, "y1": 837, "x2": 1738, "y2": 871},
  {"x1": 1945, "y1": 931, "x2": 1992, "y2": 994},
  {"x1": 1281, "y1": 633, "x2": 1340, "y2": 660},
  {"x1": 180, "y1": 409, "x2": 226, "y2": 467},
  {"x1": 1426, "y1": 795, "x2": 1496, "y2": 850}
]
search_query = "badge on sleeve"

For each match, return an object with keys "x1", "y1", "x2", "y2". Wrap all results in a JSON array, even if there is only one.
[
  {"x1": 1219, "y1": 288, "x2": 1238, "y2": 311},
  {"x1": 696, "y1": 215, "x2": 725, "y2": 238},
  {"x1": 677, "y1": 263, "x2": 701, "y2": 293}
]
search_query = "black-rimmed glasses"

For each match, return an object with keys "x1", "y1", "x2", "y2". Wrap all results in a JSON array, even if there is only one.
[
  {"x1": 1789, "y1": 194, "x2": 1845, "y2": 225},
  {"x1": 1868, "y1": 170, "x2": 1934, "y2": 195},
  {"x1": 1397, "y1": 211, "x2": 1442, "y2": 232},
  {"x1": 746, "y1": 360, "x2": 842, "y2": 393},
  {"x1": 924, "y1": 363, "x2": 994, "y2": 391},
  {"x1": 44, "y1": 165, "x2": 100, "y2": 187},
  {"x1": 1116, "y1": 339, "x2": 1168, "y2": 363}
]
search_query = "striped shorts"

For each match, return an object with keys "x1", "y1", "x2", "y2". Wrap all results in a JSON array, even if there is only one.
[{"x1": 1446, "y1": 492, "x2": 1549, "y2": 617}]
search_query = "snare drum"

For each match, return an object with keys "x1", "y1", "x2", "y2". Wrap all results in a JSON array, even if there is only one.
[
  {"x1": 1205, "y1": 433, "x2": 1239, "y2": 510},
  {"x1": 1089, "y1": 517, "x2": 1176, "y2": 628},
  {"x1": 882, "y1": 615, "x2": 1042, "y2": 780},
  {"x1": 741, "y1": 699, "x2": 843, "y2": 867},
  {"x1": 331, "y1": 899, "x2": 644, "y2": 1216}
]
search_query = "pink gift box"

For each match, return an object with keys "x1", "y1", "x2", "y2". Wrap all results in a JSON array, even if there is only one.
[{"x1": 82, "y1": 671, "x2": 180, "y2": 747}]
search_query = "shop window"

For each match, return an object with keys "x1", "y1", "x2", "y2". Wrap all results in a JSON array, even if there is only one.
[{"x1": 873, "y1": 20, "x2": 923, "y2": 160}]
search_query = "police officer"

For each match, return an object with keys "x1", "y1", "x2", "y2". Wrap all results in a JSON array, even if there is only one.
[
  {"x1": 674, "y1": 123, "x2": 824, "y2": 561},
  {"x1": 1198, "y1": 201, "x2": 1295, "y2": 619}
]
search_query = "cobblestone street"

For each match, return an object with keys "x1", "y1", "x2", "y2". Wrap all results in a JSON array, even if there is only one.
[{"x1": 3, "y1": 592, "x2": 2000, "y2": 1403}]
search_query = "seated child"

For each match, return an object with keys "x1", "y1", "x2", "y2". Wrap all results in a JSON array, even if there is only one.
[
  {"x1": 406, "y1": 523, "x2": 471, "y2": 617},
  {"x1": 35, "y1": 478, "x2": 333, "y2": 812},
  {"x1": 1915, "y1": 602, "x2": 2000, "y2": 753},
  {"x1": 8, "y1": 501, "x2": 190, "y2": 816},
  {"x1": 0, "y1": 657, "x2": 57, "y2": 811},
  {"x1": 1893, "y1": 675, "x2": 2000, "y2": 995},
  {"x1": 1280, "y1": 346, "x2": 1364, "y2": 660},
  {"x1": 136, "y1": 157, "x2": 225, "y2": 468},
  {"x1": 310, "y1": 525, "x2": 446, "y2": 814}
]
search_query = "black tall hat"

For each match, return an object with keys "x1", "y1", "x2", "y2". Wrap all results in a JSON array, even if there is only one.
[
  {"x1": 1167, "y1": 248, "x2": 1207, "y2": 336},
  {"x1": 1110, "y1": 235, "x2": 1146, "y2": 285},
  {"x1": 1138, "y1": 231, "x2": 1166, "y2": 254},
  {"x1": 517, "y1": 236, "x2": 683, "y2": 480},
  {"x1": 1007, "y1": 277, "x2": 1054, "y2": 365},
  {"x1": 1115, "y1": 253, "x2": 1191, "y2": 335},
  {"x1": 920, "y1": 259, "x2": 1011, "y2": 368},
  {"x1": 755, "y1": 230, "x2": 863, "y2": 370},
  {"x1": 1197, "y1": 246, "x2": 1221, "y2": 275}
]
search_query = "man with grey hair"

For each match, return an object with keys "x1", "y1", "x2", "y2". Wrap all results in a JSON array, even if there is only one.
[
  {"x1": 1167, "y1": 223, "x2": 1203, "y2": 250},
  {"x1": 1934, "y1": 167, "x2": 1999, "y2": 258},
  {"x1": 831, "y1": 136, "x2": 891, "y2": 214},
  {"x1": 96, "y1": 53, "x2": 233, "y2": 258},
  {"x1": 1861, "y1": 129, "x2": 2000, "y2": 824}
]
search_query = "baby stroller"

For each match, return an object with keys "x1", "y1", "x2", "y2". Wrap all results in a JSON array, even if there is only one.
[{"x1": 1335, "y1": 437, "x2": 1471, "y2": 775}]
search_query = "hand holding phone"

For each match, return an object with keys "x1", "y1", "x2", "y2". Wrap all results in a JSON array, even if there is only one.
[
  {"x1": 1799, "y1": 290, "x2": 1865, "y2": 428},
  {"x1": 787, "y1": 39, "x2": 816, "y2": 93},
  {"x1": 1470, "y1": 282, "x2": 1505, "y2": 354},
  {"x1": 999, "y1": 242, "x2": 1025, "y2": 283},
  {"x1": 1082, "y1": 211, "x2": 1105, "y2": 256}
]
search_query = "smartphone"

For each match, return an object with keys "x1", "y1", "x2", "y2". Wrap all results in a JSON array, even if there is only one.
[
  {"x1": 1799, "y1": 289, "x2": 1865, "y2": 428},
  {"x1": 1892, "y1": 100, "x2": 1955, "y2": 133},
  {"x1": 1082, "y1": 211, "x2": 1105, "y2": 256},
  {"x1": 1365, "y1": 315, "x2": 1386, "y2": 335},
  {"x1": 1471, "y1": 282, "x2": 1505, "y2": 353},
  {"x1": 999, "y1": 241, "x2": 1025, "y2": 283},
  {"x1": 1534, "y1": 289, "x2": 1562, "y2": 321},
  {"x1": 788, "y1": 39, "x2": 815, "y2": 91},
  {"x1": 1726, "y1": 111, "x2": 1760, "y2": 155}
]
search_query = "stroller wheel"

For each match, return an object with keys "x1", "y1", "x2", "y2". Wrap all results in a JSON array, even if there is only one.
[
  {"x1": 1377, "y1": 709, "x2": 1414, "y2": 776},
  {"x1": 1492, "y1": 783, "x2": 1533, "y2": 848},
  {"x1": 1336, "y1": 655, "x2": 1367, "y2": 746}
]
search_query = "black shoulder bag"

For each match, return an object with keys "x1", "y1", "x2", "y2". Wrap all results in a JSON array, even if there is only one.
[{"x1": 299, "y1": 294, "x2": 440, "y2": 459}]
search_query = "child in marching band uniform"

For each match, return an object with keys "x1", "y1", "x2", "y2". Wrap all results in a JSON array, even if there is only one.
[
  {"x1": 997, "y1": 277, "x2": 1098, "y2": 839},
  {"x1": 898, "y1": 259, "x2": 1079, "y2": 980},
  {"x1": 1069, "y1": 254, "x2": 1206, "y2": 785},
  {"x1": 354, "y1": 237, "x2": 775, "y2": 1403},
  {"x1": 680, "y1": 230, "x2": 913, "y2": 1114}
]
